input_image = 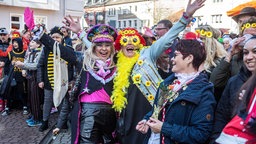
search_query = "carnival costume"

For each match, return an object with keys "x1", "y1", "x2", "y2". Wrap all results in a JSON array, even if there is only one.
[
  {"x1": 77, "y1": 14, "x2": 191, "y2": 143},
  {"x1": 38, "y1": 24, "x2": 118, "y2": 144}
]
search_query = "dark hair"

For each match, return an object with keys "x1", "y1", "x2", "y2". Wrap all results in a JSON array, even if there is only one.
[
  {"x1": 32, "y1": 39, "x2": 42, "y2": 47},
  {"x1": 157, "y1": 19, "x2": 173, "y2": 29},
  {"x1": 176, "y1": 39, "x2": 206, "y2": 70}
]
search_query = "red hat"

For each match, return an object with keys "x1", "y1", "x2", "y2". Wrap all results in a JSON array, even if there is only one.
[
  {"x1": 12, "y1": 31, "x2": 21, "y2": 39},
  {"x1": 184, "y1": 32, "x2": 199, "y2": 40},
  {"x1": 114, "y1": 27, "x2": 146, "y2": 51}
]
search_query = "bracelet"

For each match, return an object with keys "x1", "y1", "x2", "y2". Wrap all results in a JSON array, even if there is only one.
[
  {"x1": 183, "y1": 12, "x2": 190, "y2": 19},
  {"x1": 179, "y1": 20, "x2": 187, "y2": 26}
]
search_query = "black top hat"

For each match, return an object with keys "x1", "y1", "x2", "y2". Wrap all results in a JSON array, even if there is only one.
[{"x1": 232, "y1": 7, "x2": 256, "y2": 22}]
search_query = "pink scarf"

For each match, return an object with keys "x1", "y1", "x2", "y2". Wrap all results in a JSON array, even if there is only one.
[{"x1": 95, "y1": 59, "x2": 111, "y2": 78}]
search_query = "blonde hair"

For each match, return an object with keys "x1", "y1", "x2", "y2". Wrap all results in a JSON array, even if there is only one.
[
  {"x1": 198, "y1": 25, "x2": 227, "y2": 71},
  {"x1": 83, "y1": 42, "x2": 116, "y2": 71}
]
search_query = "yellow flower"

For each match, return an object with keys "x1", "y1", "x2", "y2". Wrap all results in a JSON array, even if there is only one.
[
  {"x1": 245, "y1": 23, "x2": 251, "y2": 28},
  {"x1": 132, "y1": 74, "x2": 142, "y2": 84},
  {"x1": 131, "y1": 35, "x2": 140, "y2": 46},
  {"x1": 200, "y1": 29, "x2": 206, "y2": 36},
  {"x1": 251, "y1": 23, "x2": 256, "y2": 28},
  {"x1": 195, "y1": 29, "x2": 200, "y2": 34},
  {"x1": 137, "y1": 60, "x2": 144, "y2": 65},
  {"x1": 206, "y1": 31, "x2": 213, "y2": 38},
  {"x1": 120, "y1": 36, "x2": 129, "y2": 46},
  {"x1": 147, "y1": 94, "x2": 154, "y2": 101},
  {"x1": 157, "y1": 80, "x2": 163, "y2": 87},
  {"x1": 145, "y1": 81, "x2": 151, "y2": 87}
]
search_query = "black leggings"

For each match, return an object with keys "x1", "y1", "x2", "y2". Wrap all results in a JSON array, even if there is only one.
[{"x1": 80, "y1": 103, "x2": 116, "y2": 144}]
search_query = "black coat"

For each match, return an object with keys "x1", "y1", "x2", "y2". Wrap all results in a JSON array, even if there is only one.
[{"x1": 209, "y1": 65, "x2": 252, "y2": 143}]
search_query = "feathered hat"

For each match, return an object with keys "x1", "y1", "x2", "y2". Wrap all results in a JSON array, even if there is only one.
[
  {"x1": 114, "y1": 27, "x2": 146, "y2": 51},
  {"x1": 87, "y1": 24, "x2": 117, "y2": 43}
]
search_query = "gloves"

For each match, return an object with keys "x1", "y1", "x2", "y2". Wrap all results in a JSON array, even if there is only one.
[{"x1": 32, "y1": 26, "x2": 44, "y2": 40}]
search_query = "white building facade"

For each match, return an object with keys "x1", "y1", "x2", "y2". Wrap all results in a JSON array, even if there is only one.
[{"x1": 0, "y1": 0, "x2": 84, "y2": 33}]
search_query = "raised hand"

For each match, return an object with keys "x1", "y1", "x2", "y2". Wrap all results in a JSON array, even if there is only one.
[
  {"x1": 185, "y1": 0, "x2": 206, "y2": 17},
  {"x1": 63, "y1": 15, "x2": 81, "y2": 34},
  {"x1": 32, "y1": 25, "x2": 44, "y2": 40}
]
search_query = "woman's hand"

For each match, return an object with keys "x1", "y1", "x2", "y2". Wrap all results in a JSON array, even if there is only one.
[
  {"x1": 62, "y1": 15, "x2": 81, "y2": 34},
  {"x1": 146, "y1": 117, "x2": 163, "y2": 133},
  {"x1": 136, "y1": 119, "x2": 149, "y2": 134},
  {"x1": 38, "y1": 82, "x2": 44, "y2": 89},
  {"x1": 185, "y1": 0, "x2": 206, "y2": 17},
  {"x1": 15, "y1": 61, "x2": 24, "y2": 68}
]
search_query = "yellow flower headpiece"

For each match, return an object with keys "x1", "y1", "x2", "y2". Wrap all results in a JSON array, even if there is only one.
[
  {"x1": 241, "y1": 23, "x2": 256, "y2": 31},
  {"x1": 196, "y1": 29, "x2": 213, "y2": 38},
  {"x1": 114, "y1": 27, "x2": 146, "y2": 51}
]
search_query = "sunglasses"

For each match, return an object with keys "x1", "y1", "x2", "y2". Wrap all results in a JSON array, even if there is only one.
[{"x1": 0, "y1": 34, "x2": 7, "y2": 36}]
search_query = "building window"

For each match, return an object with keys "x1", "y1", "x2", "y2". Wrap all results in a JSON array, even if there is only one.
[
  {"x1": 129, "y1": 20, "x2": 132, "y2": 27},
  {"x1": 118, "y1": 21, "x2": 121, "y2": 28},
  {"x1": 194, "y1": 16, "x2": 203, "y2": 26},
  {"x1": 130, "y1": 6, "x2": 132, "y2": 13},
  {"x1": 134, "y1": 20, "x2": 137, "y2": 27},
  {"x1": 118, "y1": 7, "x2": 121, "y2": 14},
  {"x1": 10, "y1": 14, "x2": 23, "y2": 30},
  {"x1": 211, "y1": 14, "x2": 222, "y2": 23},
  {"x1": 123, "y1": 21, "x2": 126, "y2": 27},
  {"x1": 35, "y1": 16, "x2": 47, "y2": 26},
  {"x1": 213, "y1": 0, "x2": 223, "y2": 3},
  {"x1": 135, "y1": 6, "x2": 137, "y2": 12}
]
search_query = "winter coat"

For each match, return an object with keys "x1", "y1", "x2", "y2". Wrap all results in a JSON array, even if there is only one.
[
  {"x1": 144, "y1": 71, "x2": 216, "y2": 144},
  {"x1": 209, "y1": 65, "x2": 252, "y2": 143}
]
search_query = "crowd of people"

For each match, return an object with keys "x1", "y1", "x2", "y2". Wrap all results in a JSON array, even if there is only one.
[{"x1": 0, "y1": 0, "x2": 256, "y2": 143}]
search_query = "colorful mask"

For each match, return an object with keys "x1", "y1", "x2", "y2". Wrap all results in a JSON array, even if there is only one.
[{"x1": 114, "y1": 28, "x2": 146, "y2": 51}]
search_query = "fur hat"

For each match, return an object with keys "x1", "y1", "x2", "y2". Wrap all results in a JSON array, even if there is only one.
[
  {"x1": 114, "y1": 27, "x2": 146, "y2": 51},
  {"x1": 50, "y1": 26, "x2": 63, "y2": 36},
  {"x1": 87, "y1": 24, "x2": 117, "y2": 43},
  {"x1": 232, "y1": 7, "x2": 256, "y2": 22}
]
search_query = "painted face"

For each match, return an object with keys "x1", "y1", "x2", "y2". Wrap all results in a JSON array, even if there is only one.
[
  {"x1": 29, "y1": 40, "x2": 40, "y2": 50},
  {"x1": 12, "y1": 41, "x2": 19, "y2": 49},
  {"x1": 154, "y1": 23, "x2": 168, "y2": 38},
  {"x1": 51, "y1": 33, "x2": 63, "y2": 43},
  {"x1": 94, "y1": 42, "x2": 112, "y2": 61},
  {"x1": 243, "y1": 39, "x2": 256, "y2": 72},
  {"x1": 121, "y1": 36, "x2": 140, "y2": 58},
  {"x1": 171, "y1": 51, "x2": 189, "y2": 73}
]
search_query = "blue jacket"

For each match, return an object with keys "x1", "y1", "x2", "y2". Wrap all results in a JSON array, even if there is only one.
[{"x1": 144, "y1": 71, "x2": 216, "y2": 144}]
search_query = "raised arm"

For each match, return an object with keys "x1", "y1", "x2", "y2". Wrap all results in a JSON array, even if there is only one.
[
  {"x1": 148, "y1": 0, "x2": 206, "y2": 60},
  {"x1": 63, "y1": 15, "x2": 92, "y2": 49}
]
